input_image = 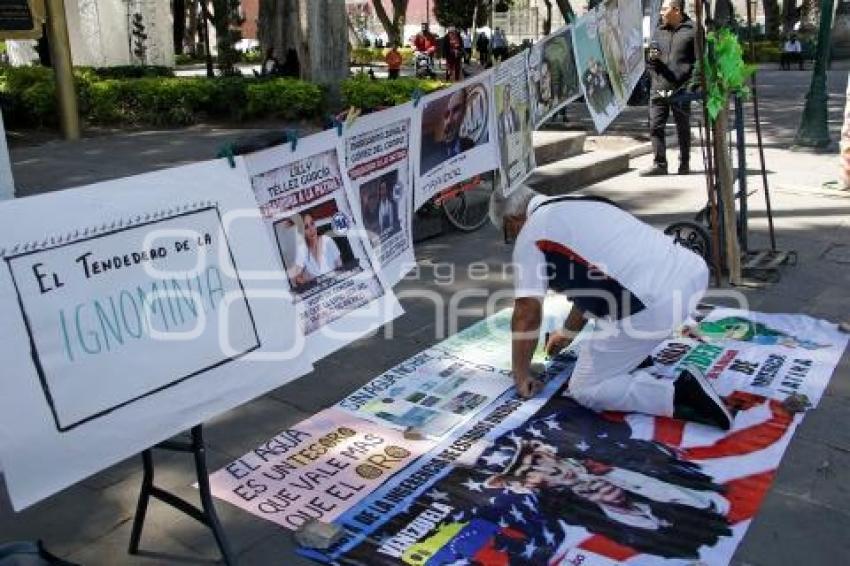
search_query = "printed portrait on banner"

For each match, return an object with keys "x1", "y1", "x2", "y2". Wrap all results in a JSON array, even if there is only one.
[
  {"x1": 528, "y1": 26, "x2": 582, "y2": 127},
  {"x1": 573, "y1": 9, "x2": 623, "y2": 132},
  {"x1": 244, "y1": 130, "x2": 402, "y2": 358},
  {"x1": 414, "y1": 73, "x2": 499, "y2": 209},
  {"x1": 495, "y1": 54, "x2": 536, "y2": 195},
  {"x1": 344, "y1": 104, "x2": 416, "y2": 287}
]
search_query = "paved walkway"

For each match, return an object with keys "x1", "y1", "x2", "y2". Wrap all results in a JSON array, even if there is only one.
[{"x1": 1, "y1": 68, "x2": 849, "y2": 565}]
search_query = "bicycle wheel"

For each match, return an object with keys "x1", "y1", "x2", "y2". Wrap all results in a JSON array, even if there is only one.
[{"x1": 441, "y1": 173, "x2": 494, "y2": 232}]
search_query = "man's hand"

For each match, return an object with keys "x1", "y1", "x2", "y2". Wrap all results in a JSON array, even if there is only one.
[
  {"x1": 545, "y1": 329, "x2": 573, "y2": 357},
  {"x1": 514, "y1": 372, "x2": 544, "y2": 398}
]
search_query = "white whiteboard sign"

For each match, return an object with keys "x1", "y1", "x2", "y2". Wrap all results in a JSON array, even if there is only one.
[{"x1": 0, "y1": 160, "x2": 313, "y2": 510}]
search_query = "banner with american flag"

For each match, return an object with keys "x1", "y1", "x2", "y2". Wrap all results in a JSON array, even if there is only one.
[{"x1": 300, "y1": 308, "x2": 847, "y2": 565}]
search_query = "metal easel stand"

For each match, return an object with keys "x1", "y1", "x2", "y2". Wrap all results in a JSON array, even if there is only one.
[
  {"x1": 731, "y1": 94, "x2": 797, "y2": 284},
  {"x1": 128, "y1": 425, "x2": 235, "y2": 565}
]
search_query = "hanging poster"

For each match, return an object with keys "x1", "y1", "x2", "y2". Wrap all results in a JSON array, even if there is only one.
[
  {"x1": 494, "y1": 54, "x2": 537, "y2": 195},
  {"x1": 615, "y1": 0, "x2": 648, "y2": 98},
  {"x1": 244, "y1": 130, "x2": 403, "y2": 362},
  {"x1": 208, "y1": 407, "x2": 436, "y2": 531},
  {"x1": 647, "y1": 306, "x2": 849, "y2": 407},
  {"x1": 597, "y1": 0, "x2": 630, "y2": 104},
  {"x1": 343, "y1": 103, "x2": 416, "y2": 287},
  {"x1": 337, "y1": 348, "x2": 514, "y2": 439},
  {"x1": 414, "y1": 72, "x2": 499, "y2": 210},
  {"x1": 0, "y1": 160, "x2": 313, "y2": 510},
  {"x1": 528, "y1": 25, "x2": 582, "y2": 128},
  {"x1": 573, "y1": 9, "x2": 622, "y2": 133}
]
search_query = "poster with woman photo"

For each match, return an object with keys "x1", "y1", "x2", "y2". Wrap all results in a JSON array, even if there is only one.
[
  {"x1": 414, "y1": 72, "x2": 499, "y2": 210},
  {"x1": 344, "y1": 103, "x2": 415, "y2": 287},
  {"x1": 528, "y1": 25, "x2": 582, "y2": 128},
  {"x1": 495, "y1": 54, "x2": 536, "y2": 195},
  {"x1": 244, "y1": 130, "x2": 403, "y2": 362},
  {"x1": 573, "y1": 9, "x2": 623, "y2": 133}
]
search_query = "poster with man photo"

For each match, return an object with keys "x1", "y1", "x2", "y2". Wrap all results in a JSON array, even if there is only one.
[
  {"x1": 414, "y1": 72, "x2": 499, "y2": 210},
  {"x1": 573, "y1": 9, "x2": 623, "y2": 133},
  {"x1": 598, "y1": 0, "x2": 645, "y2": 105},
  {"x1": 495, "y1": 54, "x2": 537, "y2": 195},
  {"x1": 344, "y1": 104, "x2": 415, "y2": 287},
  {"x1": 527, "y1": 25, "x2": 582, "y2": 128},
  {"x1": 244, "y1": 130, "x2": 402, "y2": 362}
]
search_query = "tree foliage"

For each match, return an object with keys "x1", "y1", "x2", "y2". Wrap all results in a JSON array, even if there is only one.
[
  {"x1": 703, "y1": 29, "x2": 755, "y2": 121},
  {"x1": 434, "y1": 0, "x2": 515, "y2": 29}
]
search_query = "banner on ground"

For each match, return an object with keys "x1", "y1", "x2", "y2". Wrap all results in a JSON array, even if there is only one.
[
  {"x1": 647, "y1": 306, "x2": 849, "y2": 407},
  {"x1": 244, "y1": 130, "x2": 403, "y2": 361},
  {"x1": 208, "y1": 407, "x2": 436, "y2": 530},
  {"x1": 336, "y1": 348, "x2": 514, "y2": 439},
  {"x1": 302, "y1": 308, "x2": 845, "y2": 565},
  {"x1": 0, "y1": 161, "x2": 313, "y2": 510},
  {"x1": 528, "y1": 25, "x2": 582, "y2": 128},
  {"x1": 343, "y1": 103, "x2": 416, "y2": 287},
  {"x1": 573, "y1": 9, "x2": 622, "y2": 133},
  {"x1": 494, "y1": 54, "x2": 537, "y2": 195},
  {"x1": 414, "y1": 72, "x2": 499, "y2": 210}
]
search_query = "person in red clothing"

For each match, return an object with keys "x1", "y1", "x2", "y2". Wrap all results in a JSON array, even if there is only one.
[
  {"x1": 443, "y1": 27, "x2": 464, "y2": 82},
  {"x1": 385, "y1": 44, "x2": 403, "y2": 79},
  {"x1": 413, "y1": 22, "x2": 438, "y2": 64}
]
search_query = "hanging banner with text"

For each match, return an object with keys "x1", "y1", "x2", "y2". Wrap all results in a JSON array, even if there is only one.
[
  {"x1": 528, "y1": 25, "x2": 582, "y2": 128},
  {"x1": 494, "y1": 54, "x2": 537, "y2": 195},
  {"x1": 343, "y1": 103, "x2": 416, "y2": 287},
  {"x1": 0, "y1": 161, "x2": 313, "y2": 510},
  {"x1": 413, "y1": 71, "x2": 499, "y2": 210},
  {"x1": 208, "y1": 407, "x2": 436, "y2": 530},
  {"x1": 244, "y1": 130, "x2": 403, "y2": 362}
]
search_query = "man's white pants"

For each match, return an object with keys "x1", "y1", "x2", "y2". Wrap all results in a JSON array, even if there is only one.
[{"x1": 567, "y1": 263, "x2": 709, "y2": 417}]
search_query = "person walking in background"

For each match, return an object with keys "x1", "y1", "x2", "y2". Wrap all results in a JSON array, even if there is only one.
[
  {"x1": 781, "y1": 34, "x2": 803, "y2": 70},
  {"x1": 385, "y1": 44, "x2": 403, "y2": 79},
  {"x1": 640, "y1": 0, "x2": 696, "y2": 177},
  {"x1": 492, "y1": 28, "x2": 508, "y2": 62},
  {"x1": 462, "y1": 29, "x2": 473, "y2": 64},
  {"x1": 476, "y1": 30, "x2": 491, "y2": 67},
  {"x1": 444, "y1": 27, "x2": 464, "y2": 82}
]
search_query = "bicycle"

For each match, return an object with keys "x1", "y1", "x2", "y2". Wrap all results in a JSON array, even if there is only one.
[{"x1": 432, "y1": 171, "x2": 495, "y2": 232}]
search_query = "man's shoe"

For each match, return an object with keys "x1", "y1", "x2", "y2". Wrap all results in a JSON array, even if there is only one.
[
  {"x1": 639, "y1": 164, "x2": 668, "y2": 177},
  {"x1": 678, "y1": 163, "x2": 690, "y2": 175},
  {"x1": 673, "y1": 365, "x2": 733, "y2": 430}
]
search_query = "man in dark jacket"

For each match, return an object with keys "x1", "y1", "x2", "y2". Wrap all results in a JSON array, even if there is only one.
[{"x1": 641, "y1": 0, "x2": 696, "y2": 176}]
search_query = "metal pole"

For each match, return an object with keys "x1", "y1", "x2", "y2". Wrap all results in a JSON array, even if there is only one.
[
  {"x1": 734, "y1": 94, "x2": 748, "y2": 253},
  {"x1": 794, "y1": 0, "x2": 836, "y2": 147},
  {"x1": 694, "y1": 0, "x2": 723, "y2": 283},
  {"x1": 44, "y1": 0, "x2": 80, "y2": 140},
  {"x1": 745, "y1": 0, "x2": 777, "y2": 251}
]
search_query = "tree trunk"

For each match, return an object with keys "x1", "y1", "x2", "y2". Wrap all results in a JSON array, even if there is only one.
[
  {"x1": 554, "y1": 0, "x2": 575, "y2": 22},
  {"x1": 173, "y1": 0, "x2": 187, "y2": 55},
  {"x1": 542, "y1": 0, "x2": 552, "y2": 36},
  {"x1": 712, "y1": 102, "x2": 742, "y2": 285},
  {"x1": 782, "y1": 0, "x2": 797, "y2": 33},
  {"x1": 372, "y1": 0, "x2": 408, "y2": 47},
  {"x1": 187, "y1": 0, "x2": 199, "y2": 55},
  {"x1": 714, "y1": 0, "x2": 735, "y2": 26},
  {"x1": 258, "y1": 0, "x2": 300, "y2": 61},
  {"x1": 763, "y1": 0, "x2": 781, "y2": 38}
]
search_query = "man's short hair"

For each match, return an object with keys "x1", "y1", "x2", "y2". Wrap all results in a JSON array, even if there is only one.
[
  {"x1": 668, "y1": 0, "x2": 685, "y2": 11},
  {"x1": 489, "y1": 185, "x2": 539, "y2": 231}
]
